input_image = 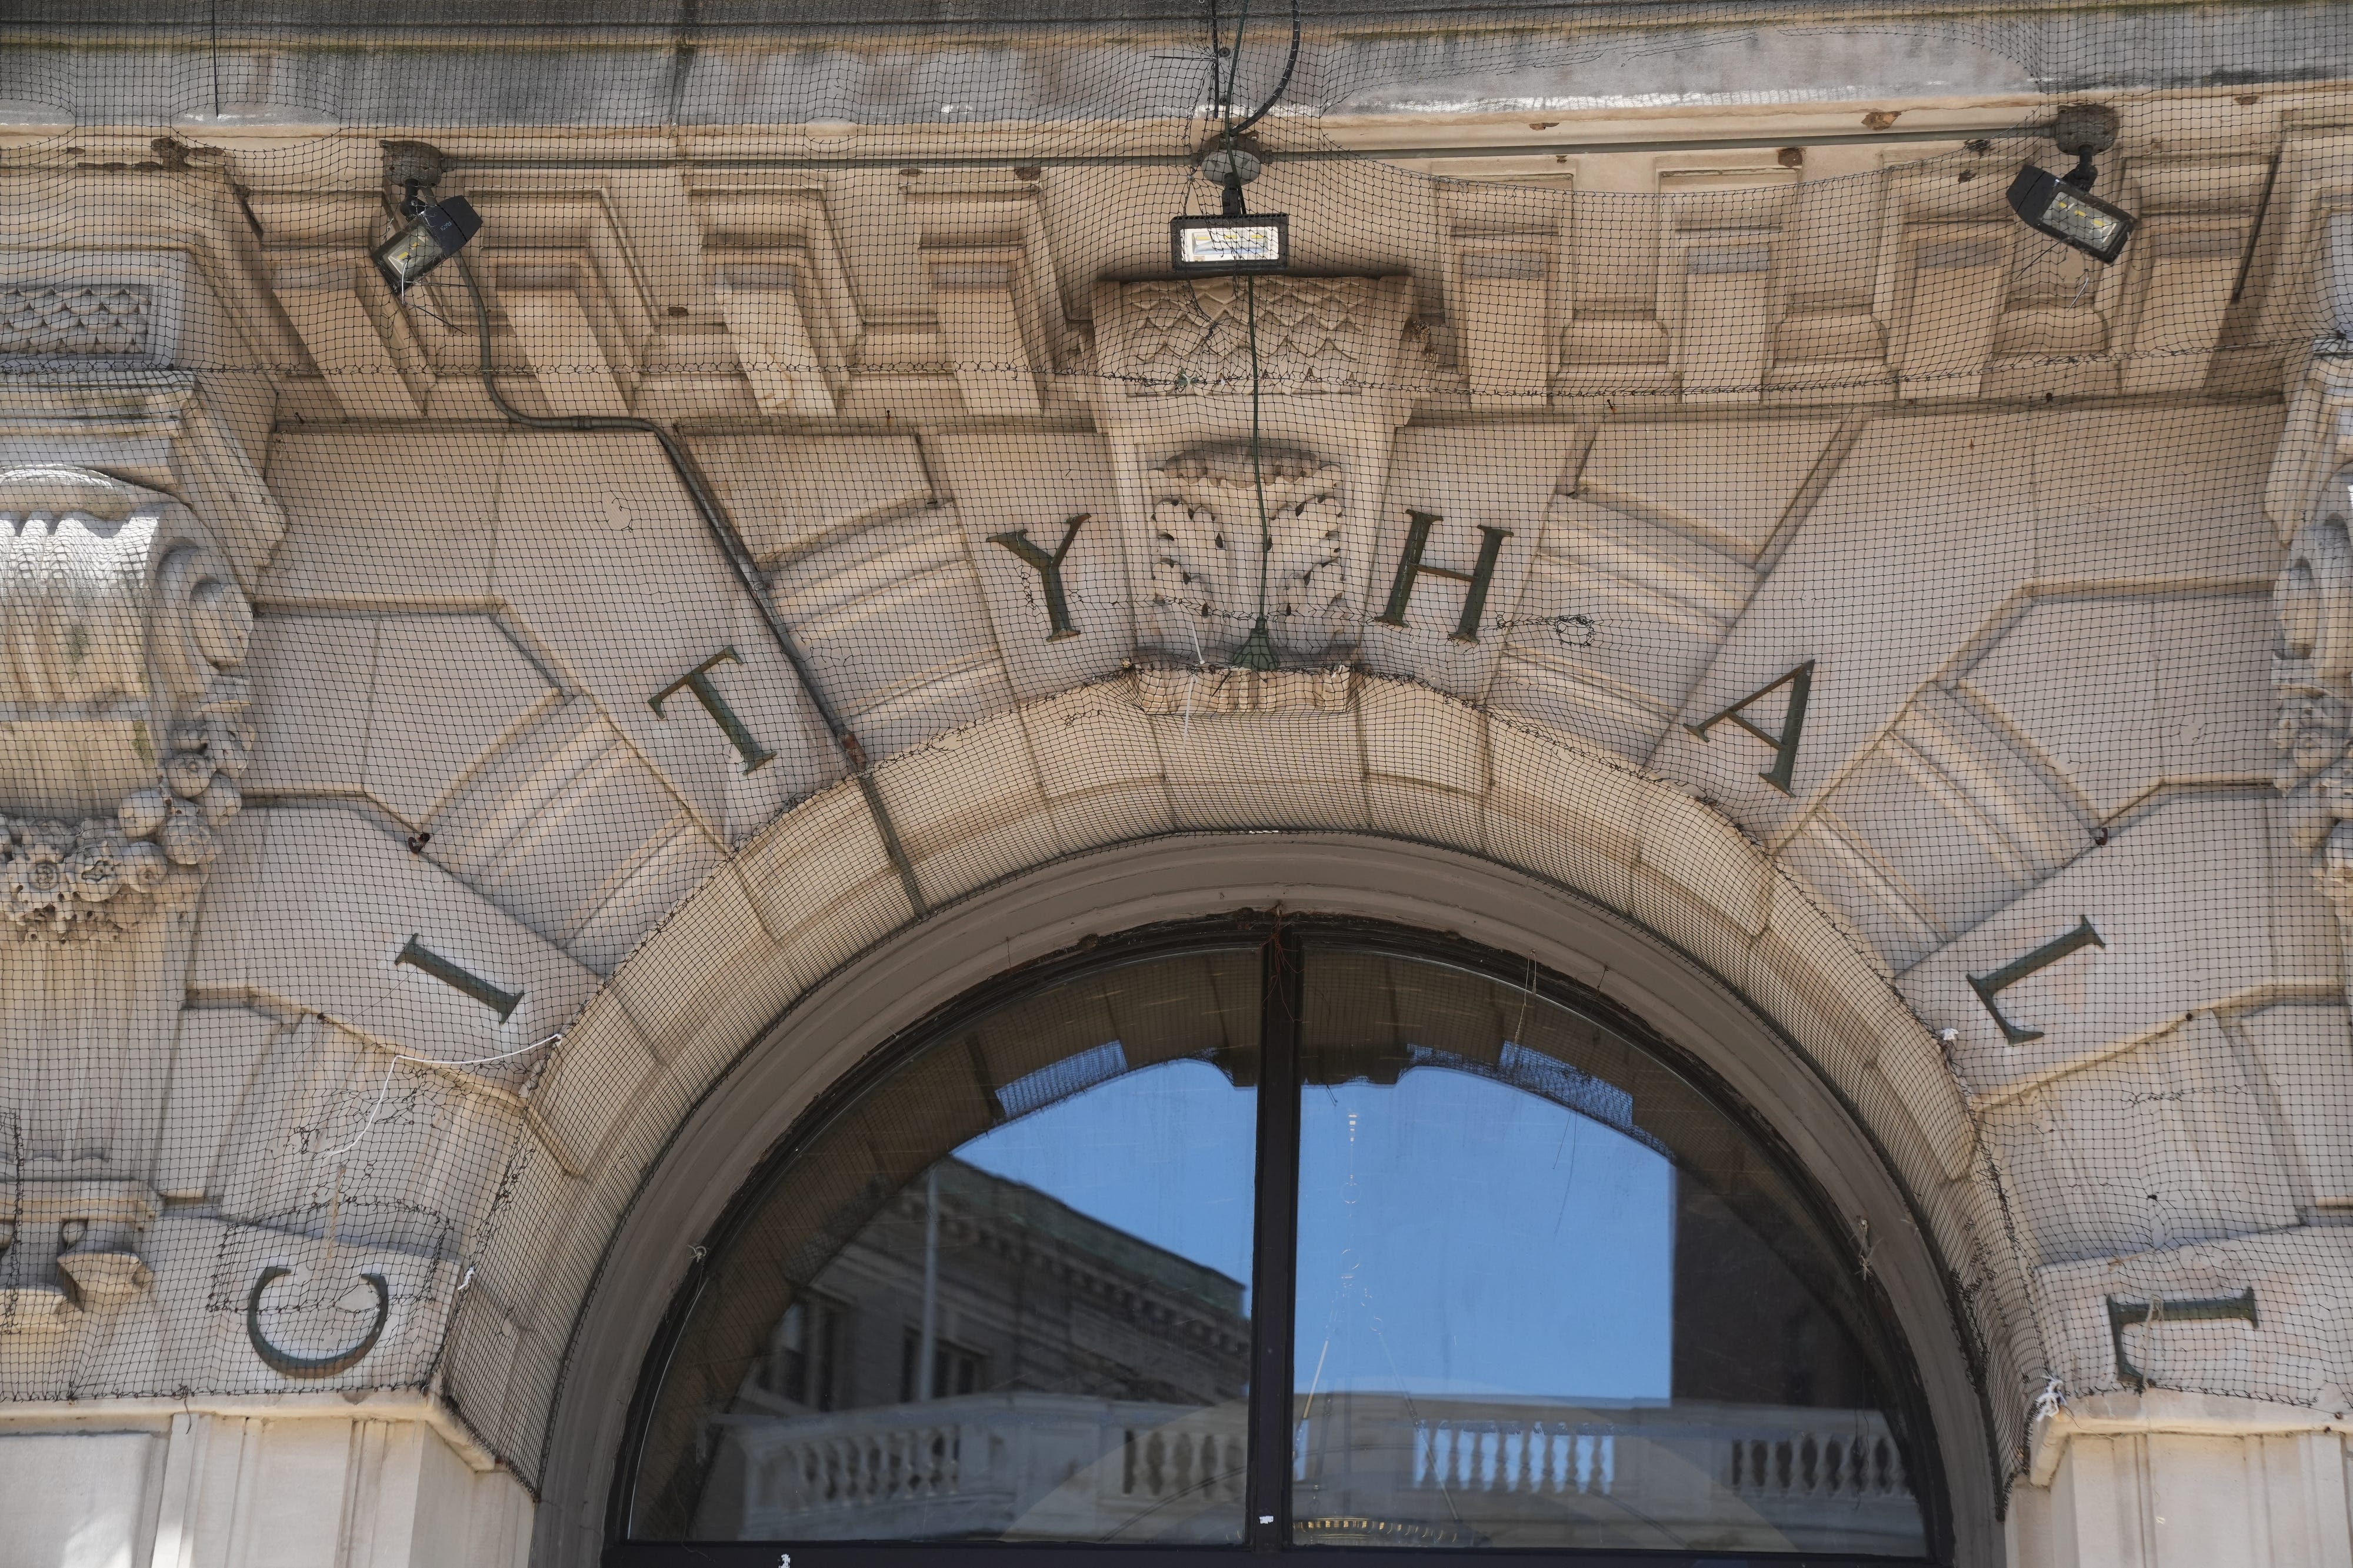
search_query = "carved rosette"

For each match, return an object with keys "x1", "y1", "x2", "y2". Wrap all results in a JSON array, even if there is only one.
[
  {"x1": 0, "y1": 466, "x2": 254, "y2": 939},
  {"x1": 1143, "y1": 446, "x2": 1351, "y2": 665}
]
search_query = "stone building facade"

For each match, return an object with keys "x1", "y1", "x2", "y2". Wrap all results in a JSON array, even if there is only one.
[{"x1": 1, "y1": 3, "x2": 2352, "y2": 1565}]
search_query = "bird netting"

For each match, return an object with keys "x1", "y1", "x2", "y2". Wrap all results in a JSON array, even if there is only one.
[{"x1": 0, "y1": 4, "x2": 2347, "y2": 1559}]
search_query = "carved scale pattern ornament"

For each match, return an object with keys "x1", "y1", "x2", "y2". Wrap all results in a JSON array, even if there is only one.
[
  {"x1": 0, "y1": 466, "x2": 254, "y2": 939},
  {"x1": 1119, "y1": 278, "x2": 1369, "y2": 396},
  {"x1": 1145, "y1": 446, "x2": 1351, "y2": 665},
  {"x1": 0, "y1": 286, "x2": 151, "y2": 357}
]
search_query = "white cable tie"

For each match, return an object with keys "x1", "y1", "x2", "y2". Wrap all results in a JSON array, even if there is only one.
[
  {"x1": 318, "y1": 1058, "x2": 398, "y2": 1163},
  {"x1": 389, "y1": 1030, "x2": 564, "y2": 1069},
  {"x1": 312, "y1": 1035, "x2": 562, "y2": 1165}
]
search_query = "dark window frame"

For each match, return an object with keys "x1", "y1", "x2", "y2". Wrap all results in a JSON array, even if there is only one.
[
  {"x1": 606, "y1": 913, "x2": 1952, "y2": 1568},
  {"x1": 899, "y1": 1328, "x2": 987, "y2": 1404},
  {"x1": 768, "y1": 1293, "x2": 849, "y2": 1412}
]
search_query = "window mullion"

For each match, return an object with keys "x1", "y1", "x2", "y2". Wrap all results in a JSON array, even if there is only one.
[{"x1": 1245, "y1": 922, "x2": 1305, "y2": 1551}]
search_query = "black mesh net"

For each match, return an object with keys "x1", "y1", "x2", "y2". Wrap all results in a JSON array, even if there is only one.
[{"x1": 0, "y1": 3, "x2": 2345, "y2": 1546}]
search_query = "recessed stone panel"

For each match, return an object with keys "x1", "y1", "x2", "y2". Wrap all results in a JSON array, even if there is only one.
[
  {"x1": 1960, "y1": 591, "x2": 2273, "y2": 820},
  {"x1": 928, "y1": 431, "x2": 1130, "y2": 701},
  {"x1": 193, "y1": 808, "x2": 599, "y2": 1067},
  {"x1": 1905, "y1": 794, "x2": 2338, "y2": 1102},
  {"x1": 1575, "y1": 416, "x2": 1841, "y2": 558},
  {"x1": 769, "y1": 509, "x2": 1015, "y2": 763},
  {"x1": 1982, "y1": 1012, "x2": 2302, "y2": 1269}
]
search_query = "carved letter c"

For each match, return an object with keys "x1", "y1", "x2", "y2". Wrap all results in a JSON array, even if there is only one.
[{"x1": 245, "y1": 1265, "x2": 391, "y2": 1379}]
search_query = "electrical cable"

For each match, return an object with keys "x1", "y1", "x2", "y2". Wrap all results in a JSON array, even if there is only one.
[
  {"x1": 1236, "y1": 271, "x2": 1278, "y2": 670},
  {"x1": 451, "y1": 250, "x2": 929, "y2": 918},
  {"x1": 319, "y1": 1033, "x2": 566, "y2": 1165},
  {"x1": 1223, "y1": 0, "x2": 1299, "y2": 140},
  {"x1": 1208, "y1": 0, "x2": 1284, "y2": 672}
]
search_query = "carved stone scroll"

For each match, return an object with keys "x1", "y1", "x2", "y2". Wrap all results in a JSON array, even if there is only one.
[
  {"x1": 2267, "y1": 459, "x2": 2353, "y2": 1052},
  {"x1": 0, "y1": 466, "x2": 256, "y2": 938}
]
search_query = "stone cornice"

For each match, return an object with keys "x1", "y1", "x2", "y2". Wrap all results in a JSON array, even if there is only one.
[{"x1": 2, "y1": 2, "x2": 2348, "y2": 137}]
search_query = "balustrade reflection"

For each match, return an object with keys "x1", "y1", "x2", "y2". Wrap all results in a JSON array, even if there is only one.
[{"x1": 631, "y1": 926, "x2": 1935, "y2": 1558}]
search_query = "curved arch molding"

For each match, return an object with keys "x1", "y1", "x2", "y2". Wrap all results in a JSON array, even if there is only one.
[
  {"x1": 111, "y1": 360, "x2": 2336, "y2": 1561},
  {"x1": 542, "y1": 833, "x2": 2010, "y2": 1565},
  {"x1": 475, "y1": 679, "x2": 2012, "y2": 1562}
]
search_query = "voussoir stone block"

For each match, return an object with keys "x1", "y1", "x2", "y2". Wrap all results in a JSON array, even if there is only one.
[
  {"x1": 524, "y1": 1000, "x2": 662, "y2": 1178},
  {"x1": 733, "y1": 780, "x2": 916, "y2": 996},
  {"x1": 1155, "y1": 708, "x2": 1370, "y2": 832},
  {"x1": 1911, "y1": 793, "x2": 2337, "y2": 1105},
  {"x1": 871, "y1": 706, "x2": 1058, "y2": 908},
  {"x1": 1018, "y1": 683, "x2": 1177, "y2": 850},
  {"x1": 610, "y1": 863, "x2": 786, "y2": 1075},
  {"x1": 1481, "y1": 713, "x2": 1645, "y2": 903},
  {"x1": 192, "y1": 807, "x2": 597, "y2": 1066}
]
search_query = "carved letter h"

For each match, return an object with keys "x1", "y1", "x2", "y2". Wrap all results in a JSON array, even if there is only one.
[{"x1": 1377, "y1": 511, "x2": 1512, "y2": 643}]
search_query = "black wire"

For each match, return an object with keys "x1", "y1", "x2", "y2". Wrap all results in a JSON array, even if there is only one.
[
  {"x1": 452, "y1": 250, "x2": 929, "y2": 918},
  {"x1": 1205, "y1": 0, "x2": 1223, "y2": 129},
  {"x1": 1225, "y1": 0, "x2": 1300, "y2": 140},
  {"x1": 1213, "y1": 0, "x2": 1247, "y2": 144},
  {"x1": 1204, "y1": 0, "x2": 1287, "y2": 665}
]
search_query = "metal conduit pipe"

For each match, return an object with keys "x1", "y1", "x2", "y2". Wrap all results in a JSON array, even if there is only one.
[
  {"x1": 442, "y1": 122, "x2": 2056, "y2": 176},
  {"x1": 453, "y1": 250, "x2": 929, "y2": 918}
]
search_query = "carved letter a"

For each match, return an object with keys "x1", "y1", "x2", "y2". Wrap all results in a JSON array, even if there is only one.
[{"x1": 1686, "y1": 660, "x2": 1815, "y2": 796}]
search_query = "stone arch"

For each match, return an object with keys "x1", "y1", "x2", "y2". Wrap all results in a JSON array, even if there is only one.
[{"x1": 440, "y1": 676, "x2": 2025, "y2": 1562}]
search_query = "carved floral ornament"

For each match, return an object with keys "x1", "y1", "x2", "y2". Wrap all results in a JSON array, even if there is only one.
[
  {"x1": 1088, "y1": 276, "x2": 1424, "y2": 714},
  {"x1": 1124, "y1": 446, "x2": 1362, "y2": 715},
  {"x1": 1146, "y1": 447, "x2": 1349, "y2": 657},
  {"x1": 0, "y1": 466, "x2": 254, "y2": 938}
]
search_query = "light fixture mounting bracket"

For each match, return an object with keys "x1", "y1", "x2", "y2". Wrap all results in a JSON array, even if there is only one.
[
  {"x1": 2048, "y1": 105, "x2": 2119, "y2": 192},
  {"x1": 2052, "y1": 104, "x2": 2119, "y2": 159},
  {"x1": 1200, "y1": 147, "x2": 1262, "y2": 188},
  {"x1": 382, "y1": 140, "x2": 449, "y2": 196}
]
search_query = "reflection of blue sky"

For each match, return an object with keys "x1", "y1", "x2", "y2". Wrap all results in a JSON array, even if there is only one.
[
  {"x1": 1299, "y1": 1070, "x2": 1671, "y2": 1403},
  {"x1": 959, "y1": 1057, "x2": 1673, "y2": 1403},
  {"x1": 958, "y1": 1059, "x2": 1260, "y2": 1300}
]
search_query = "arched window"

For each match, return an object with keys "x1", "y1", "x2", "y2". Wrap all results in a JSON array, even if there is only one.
[{"x1": 616, "y1": 919, "x2": 1944, "y2": 1564}]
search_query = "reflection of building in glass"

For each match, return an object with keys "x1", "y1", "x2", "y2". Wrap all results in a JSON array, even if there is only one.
[
  {"x1": 1673, "y1": 1179, "x2": 1880, "y2": 1411},
  {"x1": 693, "y1": 1153, "x2": 1919, "y2": 1554},
  {"x1": 1291, "y1": 1393, "x2": 1918, "y2": 1554},
  {"x1": 693, "y1": 1157, "x2": 1252, "y2": 1540},
  {"x1": 739, "y1": 1157, "x2": 1250, "y2": 1417}
]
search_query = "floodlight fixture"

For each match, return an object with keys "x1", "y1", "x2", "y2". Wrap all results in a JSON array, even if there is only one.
[
  {"x1": 2007, "y1": 104, "x2": 2134, "y2": 266},
  {"x1": 1172, "y1": 146, "x2": 1289, "y2": 275},
  {"x1": 372, "y1": 195, "x2": 482, "y2": 289},
  {"x1": 371, "y1": 140, "x2": 481, "y2": 291}
]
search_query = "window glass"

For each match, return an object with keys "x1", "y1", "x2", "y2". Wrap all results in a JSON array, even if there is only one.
[
  {"x1": 1291, "y1": 945, "x2": 1928, "y2": 1556},
  {"x1": 627, "y1": 928, "x2": 1937, "y2": 1560},
  {"x1": 629, "y1": 948, "x2": 1262, "y2": 1543}
]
